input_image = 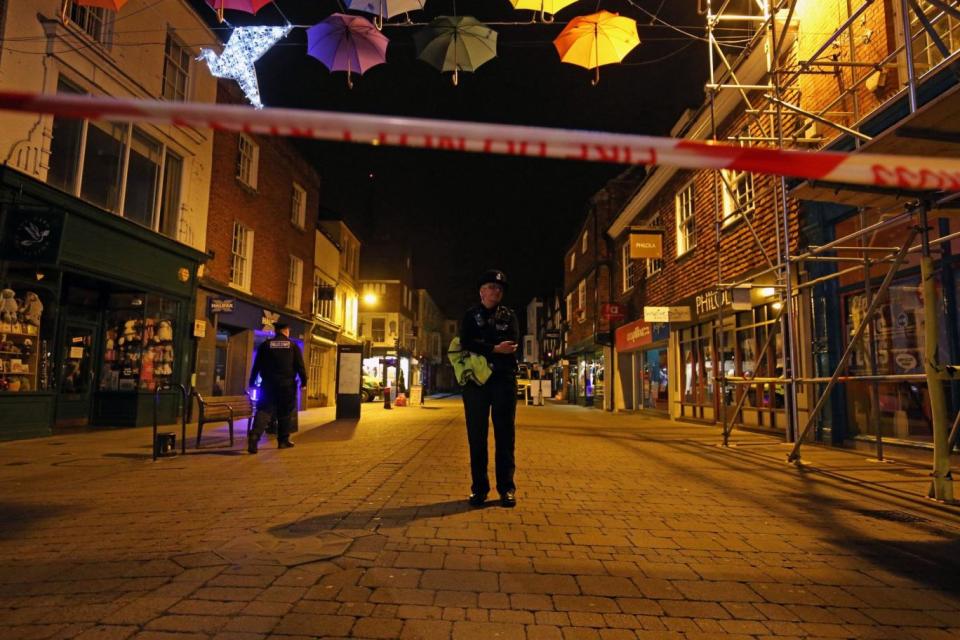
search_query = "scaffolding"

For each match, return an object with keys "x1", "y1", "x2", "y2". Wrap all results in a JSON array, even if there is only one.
[{"x1": 701, "y1": 0, "x2": 960, "y2": 501}]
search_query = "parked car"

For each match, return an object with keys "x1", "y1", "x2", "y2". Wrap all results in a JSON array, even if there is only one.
[{"x1": 361, "y1": 375, "x2": 382, "y2": 402}]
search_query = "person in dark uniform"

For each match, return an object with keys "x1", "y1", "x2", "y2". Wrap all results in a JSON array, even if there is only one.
[
  {"x1": 247, "y1": 322, "x2": 307, "y2": 453},
  {"x1": 460, "y1": 269, "x2": 519, "y2": 507}
]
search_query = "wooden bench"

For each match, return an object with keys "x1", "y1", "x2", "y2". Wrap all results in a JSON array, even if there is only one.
[{"x1": 193, "y1": 392, "x2": 253, "y2": 448}]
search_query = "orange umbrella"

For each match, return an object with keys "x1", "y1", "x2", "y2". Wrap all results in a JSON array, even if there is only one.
[
  {"x1": 553, "y1": 10, "x2": 639, "y2": 85},
  {"x1": 73, "y1": 0, "x2": 129, "y2": 10}
]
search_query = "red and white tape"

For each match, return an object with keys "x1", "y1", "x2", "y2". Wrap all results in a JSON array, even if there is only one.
[{"x1": 1, "y1": 91, "x2": 958, "y2": 191}]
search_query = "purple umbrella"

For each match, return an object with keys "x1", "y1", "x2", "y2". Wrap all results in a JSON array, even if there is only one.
[{"x1": 307, "y1": 14, "x2": 389, "y2": 88}]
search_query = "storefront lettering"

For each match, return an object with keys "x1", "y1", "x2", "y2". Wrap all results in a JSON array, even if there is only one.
[{"x1": 695, "y1": 289, "x2": 733, "y2": 316}]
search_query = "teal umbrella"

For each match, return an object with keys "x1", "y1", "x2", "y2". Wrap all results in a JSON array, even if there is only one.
[{"x1": 413, "y1": 16, "x2": 497, "y2": 85}]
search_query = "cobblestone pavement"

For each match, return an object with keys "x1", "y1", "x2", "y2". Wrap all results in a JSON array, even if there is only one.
[{"x1": 1, "y1": 399, "x2": 959, "y2": 640}]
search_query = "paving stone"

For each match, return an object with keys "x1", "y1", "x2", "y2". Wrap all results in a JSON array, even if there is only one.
[{"x1": 451, "y1": 621, "x2": 525, "y2": 640}]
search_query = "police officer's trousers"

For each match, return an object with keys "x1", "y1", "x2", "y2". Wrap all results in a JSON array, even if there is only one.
[
  {"x1": 250, "y1": 384, "x2": 296, "y2": 443},
  {"x1": 462, "y1": 373, "x2": 516, "y2": 496}
]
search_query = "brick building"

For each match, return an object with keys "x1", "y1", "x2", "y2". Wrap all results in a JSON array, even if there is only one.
[
  {"x1": 193, "y1": 82, "x2": 320, "y2": 405},
  {"x1": 605, "y1": 0, "x2": 960, "y2": 473}
]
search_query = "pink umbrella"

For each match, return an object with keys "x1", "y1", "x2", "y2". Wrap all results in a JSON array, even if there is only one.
[
  {"x1": 307, "y1": 14, "x2": 390, "y2": 89},
  {"x1": 205, "y1": 1, "x2": 275, "y2": 22},
  {"x1": 73, "y1": 0, "x2": 129, "y2": 10}
]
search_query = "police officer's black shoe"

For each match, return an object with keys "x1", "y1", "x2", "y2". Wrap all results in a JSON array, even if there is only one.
[
  {"x1": 500, "y1": 491, "x2": 516, "y2": 508},
  {"x1": 247, "y1": 438, "x2": 258, "y2": 454},
  {"x1": 278, "y1": 440, "x2": 295, "y2": 449},
  {"x1": 468, "y1": 493, "x2": 487, "y2": 507}
]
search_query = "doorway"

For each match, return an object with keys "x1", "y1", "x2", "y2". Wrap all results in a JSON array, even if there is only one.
[{"x1": 55, "y1": 319, "x2": 99, "y2": 427}]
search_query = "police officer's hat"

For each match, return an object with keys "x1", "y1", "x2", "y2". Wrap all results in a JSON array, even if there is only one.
[
  {"x1": 478, "y1": 269, "x2": 508, "y2": 290},
  {"x1": 273, "y1": 322, "x2": 289, "y2": 331}
]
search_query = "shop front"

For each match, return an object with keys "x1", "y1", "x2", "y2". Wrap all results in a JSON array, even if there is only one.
[
  {"x1": 193, "y1": 289, "x2": 308, "y2": 408},
  {"x1": 567, "y1": 338, "x2": 604, "y2": 407},
  {"x1": 0, "y1": 169, "x2": 204, "y2": 439},
  {"x1": 363, "y1": 345, "x2": 411, "y2": 398},
  {"x1": 674, "y1": 284, "x2": 788, "y2": 430},
  {"x1": 615, "y1": 319, "x2": 669, "y2": 413},
  {"x1": 306, "y1": 321, "x2": 345, "y2": 408}
]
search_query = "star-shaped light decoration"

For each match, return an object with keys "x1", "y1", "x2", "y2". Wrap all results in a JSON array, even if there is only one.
[{"x1": 198, "y1": 25, "x2": 293, "y2": 108}]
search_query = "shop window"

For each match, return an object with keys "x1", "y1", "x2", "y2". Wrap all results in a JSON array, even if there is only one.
[
  {"x1": 100, "y1": 294, "x2": 178, "y2": 392},
  {"x1": 230, "y1": 221, "x2": 253, "y2": 290},
  {"x1": 0, "y1": 272, "x2": 56, "y2": 394},
  {"x1": 162, "y1": 32, "x2": 191, "y2": 102},
  {"x1": 372, "y1": 317, "x2": 386, "y2": 343},
  {"x1": 291, "y1": 182, "x2": 306, "y2": 228},
  {"x1": 307, "y1": 348, "x2": 323, "y2": 400},
  {"x1": 237, "y1": 134, "x2": 259, "y2": 189},
  {"x1": 65, "y1": 1, "x2": 114, "y2": 47},
  {"x1": 621, "y1": 242, "x2": 639, "y2": 292},
  {"x1": 676, "y1": 181, "x2": 696, "y2": 255},
  {"x1": 123, "y1": 129, "x2": 163, "y2": 229},
  {"x1": 286, "y1": 256, "x2": 303, "y2": 310}
]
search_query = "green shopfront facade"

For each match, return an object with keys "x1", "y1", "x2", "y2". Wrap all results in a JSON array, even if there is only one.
[{"x1": 0, "y1": 168, "x2": 205, "y2": 440}]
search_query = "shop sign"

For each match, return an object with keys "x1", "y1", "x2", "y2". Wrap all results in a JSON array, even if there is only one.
[
  {"x1": 193, "y1": 319, "x2": 206, "y2": 338},
  {"x1": 209, "y1": 298, "x2": 235, "y2": 314},
  {"x1": 693, "y1": 287, "x2": 751, "y2": 318},
  {"x1": 615, "y1": 319, "x2": 652, "y2": 351},
  {"x1": 1, "y1": 206, "x2": 65, "y2": 263},
  {"x1": 629, "y1": 229, "x2": 663, "y2": 259},
  {"x1": 601, "y1": 303, "x2": 625, "y2": 321},
  {"x1": 644, "y1": 306, "x2": 692, "y2": 322},
  {"x1": 544, "y1": 329, "x2": 561, "y2": 339}
]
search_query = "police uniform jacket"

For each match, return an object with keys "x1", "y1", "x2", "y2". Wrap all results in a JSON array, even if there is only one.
[
  {"x1": 459, "y1": 304, "x2": 519, "y2": 376},
  {"x1": 249, "y1": 333, "x2": 308, "y2": 389}
]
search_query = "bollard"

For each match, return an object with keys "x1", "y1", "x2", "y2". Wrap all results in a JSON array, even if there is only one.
[{"x1": 383, "y1": 386, "x2": 392, "y2": 409}]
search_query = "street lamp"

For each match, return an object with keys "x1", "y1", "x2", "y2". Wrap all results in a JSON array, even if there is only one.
[{"x1": 363, "y1": 292, "x2": 378, "y2": 306}]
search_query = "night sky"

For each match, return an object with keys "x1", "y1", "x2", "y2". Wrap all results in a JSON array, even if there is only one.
[{"x1": 187, "y1": 1, "x2": 711, "y2": 317}]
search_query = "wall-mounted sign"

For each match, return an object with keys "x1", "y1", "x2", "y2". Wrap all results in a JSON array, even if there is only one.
[
  {"x1": 644, "y1": 306, "x2": 692, "y2": 322},
  {"x1": 193, "y1": 319, "x2": 207, "y2": 338},
  {"x1": 209, "y1": 298, "x2": 235, "y2": 314},
  {"x1": 601, "y1": 303, "x2": 625, "y2": 321},
  {"x1": 1, "y1": 206, "x2": 65, "y2": 263},
  {"x1": 693, "y1": 287, "x2": 751, "y2": 317},
  {"x1": 629, "y1": 230, "x2": 663, "y2": 259}
]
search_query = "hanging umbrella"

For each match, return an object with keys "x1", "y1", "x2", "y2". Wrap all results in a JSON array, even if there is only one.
[
  {"x1": 509, "y1": 0, "x2": 579, "y2": 23},
  {"x1": 72, "y1": 0, "x2": 128, "y2": 10},
  {"x1": 307, "y1": 14, "x2": 389, "y2": 89},
  {"x1": 345, "y1": 0, "x2": 426, "y2": 29},
  {"x1": 205, "y1": 0, "x2": 275, "y2": 22},
  {"x1": 553, "y1": 10, "x2": 639, "y2": 85},
  {"x1": 414, "y1": 16, "x2": 497, "y2": 86}
]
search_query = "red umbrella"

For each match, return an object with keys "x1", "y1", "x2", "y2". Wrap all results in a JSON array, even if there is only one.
[
  {"x1": 205, "y1": 1, "x2": 275, "y2": 22},
  {"x1": 73, "y1": 0, "x2": 129, "y2": 10}
]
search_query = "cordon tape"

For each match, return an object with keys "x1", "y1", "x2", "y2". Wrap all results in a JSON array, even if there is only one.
[{"x1": 0, "y1": 90, "x2": 958, "y2": 192}]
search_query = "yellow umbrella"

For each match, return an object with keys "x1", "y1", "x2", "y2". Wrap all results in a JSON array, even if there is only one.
[
  {"x1": 510, "y1": 0, "x2": 579, "y2": 23},
  {"x1": 553, "y1": 10, "x2": 640, "y2": 85}
]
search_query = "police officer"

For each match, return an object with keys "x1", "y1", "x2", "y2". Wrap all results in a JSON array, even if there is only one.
[
  {"x1": 460, "y1": 269, "x2": 519, "y2": 507},
  {"x1": 247, "y1": 322, "x2": 307, "y2": 453}
]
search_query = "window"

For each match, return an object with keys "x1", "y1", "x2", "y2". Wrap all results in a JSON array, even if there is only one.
[
  {"x1": 48, "y1": 79, "x2": 183, "y2": 237},
  {"x1": 237, "y1": 134, "x2": 259, "y2": 189},
  {"x1": 581, "y1": 230, "x2": 588, "y2": 253},
  {"x1": 910, "y1": 1, "x2": 960, "y2": 77},
  {"x1": 162, "y1": 33, "x2": 191, "y2": 102},
  {"x1": 621, "y1": 241, "x2": 639, "y2": 292},
  {"x1": 566, "y1": 293, "x2": 573, "y2": 325},
  {"x1": 646, "y1": 214, "x2": 664, "y2": 275},
  {"x1": 577, "y1": 279, "x2": 587, "y2": 322},
  {"x1": 569, "y1": 251, "x2": 576, "y2": 272},
  {"x1": 230, "y1": 222, "x2": 253, "y2": 290},
  {"x1": 721, "y1": 168, "x2": 755, "y2": 224},
  {"x1": 372, "y1": 318, "x2": 386, "y2": 343},
  {"x1": 676, "y1": 181, "x2": 696, "y2": 255},
  {"x1": 291, "y1": 182, "x2": 306, "y2": 228},
  {"x1": 123, "y1": 129, "x2": 163, "y2": 228},
  {"x1": 312, "y1": 272, "x2": 334, "y2": 319},
  {"x1": 66, "y1": 1, "x2": 113, "y2": 47},
  {"x1": 286, "y1": 256, "x2": 303, "y2": 310}
]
